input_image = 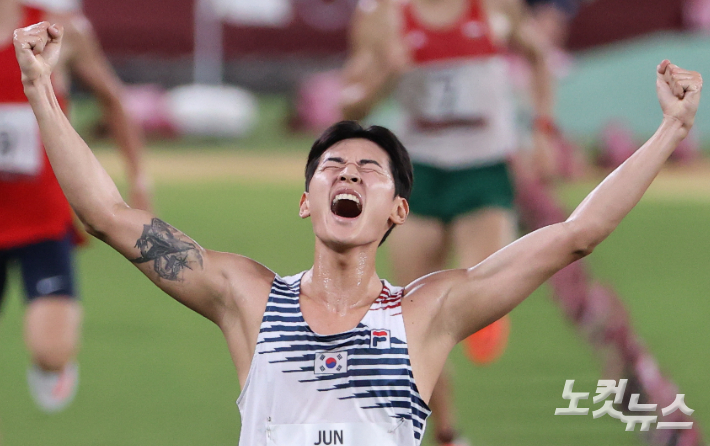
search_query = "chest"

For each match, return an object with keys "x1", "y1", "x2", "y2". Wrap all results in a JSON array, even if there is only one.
[{"x1": 299, "y1": 299, "x2": 373, "y2": 336}]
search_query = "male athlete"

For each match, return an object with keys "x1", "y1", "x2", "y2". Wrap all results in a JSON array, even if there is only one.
[
  {"x1": 13, "y1": 21, "x2": 702, "y2": 446},
  {"x1": 0, "y1": 1, "x2": 150, "y2": 412}
]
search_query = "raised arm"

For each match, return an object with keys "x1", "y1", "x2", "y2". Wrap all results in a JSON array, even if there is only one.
[
  {"x1": 340, "y1": 0, "x2": 410, "y2": 121},
  {"x1": 13, "y1": 22, "x2": 274, "y2": 328},
  {"x1": 419, "y1": 60, "x2": 702, "y2": 347}
]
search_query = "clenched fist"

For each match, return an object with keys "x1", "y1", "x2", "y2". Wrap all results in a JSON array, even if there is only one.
[
  {"x1": 657, "y1": 60, "x2": 703, "y2": 137},
  {"x1": 13, "y1": 21, "x2": 64, "y2": 84}
]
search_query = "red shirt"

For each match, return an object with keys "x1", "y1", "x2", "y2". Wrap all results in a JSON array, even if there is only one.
[
  {"x1": 403, "y1": 0, "x2": 500, "y2": 64},
  {"x1": 0, "y1": 5, "x2": 74, "y2": 249}
]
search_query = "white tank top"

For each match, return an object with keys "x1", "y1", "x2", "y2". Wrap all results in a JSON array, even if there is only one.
[{"x1": 237, "y1": 273, "x2": 431, "y2": 446}]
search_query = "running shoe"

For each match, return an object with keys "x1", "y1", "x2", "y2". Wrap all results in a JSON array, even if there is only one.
[
  {"x1": 27, "y1": 361, "x2": 79, "y2": 413},
  {"x1": 463, "y1": 315, "x2": 511, "y2": 365}
]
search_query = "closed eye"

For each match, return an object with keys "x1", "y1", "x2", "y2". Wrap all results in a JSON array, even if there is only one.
[{"x1": 319, "y1": 157, "x2": 386, "y2": 175}]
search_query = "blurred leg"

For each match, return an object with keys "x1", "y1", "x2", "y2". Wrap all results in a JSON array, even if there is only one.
[
  {"x1": 427, "y1": 208, "x2": 516, "y2": 444},
  {"x1": 388, "y1": 214, "x2": 453, "y2": 440},
  {"x1": 19, "y1": 234, "x2": 82, "y2": 412},
  {"x1": 429, "y1": 365, "x2": 459, "y2": 445},
  {"x1": 450, "y1": 207, "x2": 516, "y2": 269},
  {"x1": 0, "y1": 257, "x2": 7, "y2": 317},
  {"x1": 0, "y1": 254, "x2": 6, "y2": 445},
  {"x1": 24, "y1": 297, "x2": 82, "y2": 372},
  {"x1": 388, "y1": 213, "x2": 448, "y2": 286}
]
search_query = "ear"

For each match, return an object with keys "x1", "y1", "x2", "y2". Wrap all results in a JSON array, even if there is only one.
[
  {"x1": 389, "y1": 196, "x2": 409, "y2": 226},
  {"x1": 299, "y1": 192, "x2": 311, "y2": 219}
]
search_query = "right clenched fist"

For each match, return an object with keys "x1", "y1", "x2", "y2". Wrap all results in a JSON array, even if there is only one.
[{"x1": 13, "y1": 21, "x2": 64, "y2": 84}]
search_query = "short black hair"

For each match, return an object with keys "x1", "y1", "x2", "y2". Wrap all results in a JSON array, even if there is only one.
[{"x1": 304, "y1": 120, "x2": 413, "y2": 244}]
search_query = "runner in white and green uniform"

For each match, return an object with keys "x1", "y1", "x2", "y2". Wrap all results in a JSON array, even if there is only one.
[{"x1": 341, "y1": 0, "x2": 554, "y2": 443}]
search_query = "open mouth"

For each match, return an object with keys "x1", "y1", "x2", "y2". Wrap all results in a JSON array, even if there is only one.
[{"x1": 331, "y1": 193, "x2": 362, "y2": 218}]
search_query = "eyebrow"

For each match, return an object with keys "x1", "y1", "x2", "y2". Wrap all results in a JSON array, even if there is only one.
[{"x1": 323, "y1": 157, "x2": 383, "y2": 168}]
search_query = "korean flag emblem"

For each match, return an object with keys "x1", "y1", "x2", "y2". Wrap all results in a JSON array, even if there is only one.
[
  {"x1": 314, "y1": 351, "x2": 348, "y2": 375},
  {"x1": 370, "y1": 329, "x2": 391, "y2": 349}
]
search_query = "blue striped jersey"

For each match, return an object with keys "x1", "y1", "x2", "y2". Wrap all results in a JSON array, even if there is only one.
[{"x1": 237, "y1": 272, "x2": 431, "y2": 446}]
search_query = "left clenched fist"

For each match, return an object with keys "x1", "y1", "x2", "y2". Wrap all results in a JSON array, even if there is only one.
[
  {"x1": 13, "y1": 21, "x2": 64, "y2": 84},
  {"x1": 656, "y1": 60, "x2": 703, "y2": 135}
]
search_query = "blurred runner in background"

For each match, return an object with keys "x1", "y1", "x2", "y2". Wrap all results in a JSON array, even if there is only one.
[
  {"x1": 340, "y1": 0, "x2": 554, "y2": 444},
  {"x1": 0, "y1": 0, "x2": 150, "y2": 413}
]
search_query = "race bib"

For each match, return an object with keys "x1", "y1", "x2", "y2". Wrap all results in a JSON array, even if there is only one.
[
  {"x1": 266, "y1": 422, "x2": 399, "y2": 446},
  {"x1": 400, "y1": 59, "x2": 507, "y2": 127},
  {"x1": 0, "y1": 104, "x2": 42, "y2": 176},
  {"x1": 419, "y1": 65, "x2": 485, "y2": 121}
]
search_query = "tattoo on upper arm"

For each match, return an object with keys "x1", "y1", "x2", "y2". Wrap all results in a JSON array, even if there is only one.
[{"x1": 130, "y1": 218, "x2": 204, "y2": 281}]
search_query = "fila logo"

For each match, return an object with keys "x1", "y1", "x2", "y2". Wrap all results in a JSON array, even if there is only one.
[
  {"x1": 370, "y1": 329, "x2": 391, "y2": 349},
  {"x1": 314, "y1": 351, "x2": 348, "y2": 375}
]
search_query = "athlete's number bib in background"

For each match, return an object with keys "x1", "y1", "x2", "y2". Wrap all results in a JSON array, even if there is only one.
[
  {"x1": 0, "y1": 104, "x2": 42, "y2": 176},
  {"x1": 399, "y1": 58, "x2": 509, "y2": 127},
  {"x1": 266, "y1": 422, "x2": 399, "y2": 446}
]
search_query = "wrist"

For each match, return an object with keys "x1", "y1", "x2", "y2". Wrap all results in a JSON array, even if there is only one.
[
  {"x1": 660, "y1": 115, "x2": 688, "y2": 142},
  {"x1": 22, "y1": 74, "x2": 53, "y2": 101}
]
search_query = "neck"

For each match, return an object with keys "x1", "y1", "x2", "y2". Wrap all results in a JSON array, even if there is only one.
[{"x1": 303, "y1": 239, "x2": 382, "y2": 314}]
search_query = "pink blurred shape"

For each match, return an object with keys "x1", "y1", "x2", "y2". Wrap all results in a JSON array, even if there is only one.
[
  {"x1": 599, "y1": 120, "x2": 637, "y2": 169},
  {"x1": 292, "y1": 70, "x2": 344, "y2": 133},
  {"x1": 122, "y1": 84, "x2": 177, "y2": 137},
  {"x1": 684, "y1": 0, "x2": 710, "y2": 33},
  {"x1": 671, "y1": 129, "x2": 701, "y2": 164}
]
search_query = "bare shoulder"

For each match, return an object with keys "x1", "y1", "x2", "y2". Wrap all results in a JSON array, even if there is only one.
[
  {"x1": 47, "y1": 11, "x2": 93, "y2": 41},
  {"x1": 352, "y1": 0, "x2": 405, "y2": 42},
  {"x1": 401, "y1": 269, "x2": 467, "y2": 319},
  {"x1": 355, "y1": 0, "x2": 402, "y2": 18},
  {"x1": 210, "y1": 250, "x2": 276, "y2": 312},
  {"x1": 45, "y1": 11, "x2": 94, "y2": 61},
  {"x1": 485, "y1": 0, "x2": 524, "y2": 15}
]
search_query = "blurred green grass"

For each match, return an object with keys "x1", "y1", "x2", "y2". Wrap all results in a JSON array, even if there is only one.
[{"x1": 0, "y1": 174, "x2": 708, "y2": 446}]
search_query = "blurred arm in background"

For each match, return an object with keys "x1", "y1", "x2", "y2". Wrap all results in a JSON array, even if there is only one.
[
  {"x1": 340, "y1": 0, "x2": 410, "y2": 121},
  {"x1": 52, "y1": 11, "x2": 152, "y2": 210},
  {"x1": 488, "y1": 0, "x2": 558, "y2": 179}
]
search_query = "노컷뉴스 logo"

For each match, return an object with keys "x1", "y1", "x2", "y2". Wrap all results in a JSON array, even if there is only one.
[{"x1": 555, "y1": 379, "x2": 695, "y2": 431}]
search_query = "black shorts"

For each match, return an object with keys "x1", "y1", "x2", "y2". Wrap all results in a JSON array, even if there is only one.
[{"x1": 0, "y1": 231, "x2": 77, "y2": 311}]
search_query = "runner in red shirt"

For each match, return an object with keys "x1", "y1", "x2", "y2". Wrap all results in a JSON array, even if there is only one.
[{"x1": 0, "y1": 0, "x2": 151, "y2": 413}]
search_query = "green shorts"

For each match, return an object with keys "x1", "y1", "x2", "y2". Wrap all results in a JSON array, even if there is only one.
[{"x1": 408, "y1": 161, "x2": 515, "y2": 224}]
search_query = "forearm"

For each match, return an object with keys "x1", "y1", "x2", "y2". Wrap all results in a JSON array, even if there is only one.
[
  {"x1": 24, "y1": 74, "x2": 126, "y2": 232},
  {"x1": 568, "y1": 117, "x2": 686, "y2": 249},
  {"x1": 341, "y1": 69, "x2": 395, "y2": 121},
  {"x1": 529, "y1": 52, "x2": 554, "y2": 120}
]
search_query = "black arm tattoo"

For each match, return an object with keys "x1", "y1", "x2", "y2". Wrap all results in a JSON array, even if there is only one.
[{"x1": 131, "y1": 218, "x2": 204, "y2": 281}]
